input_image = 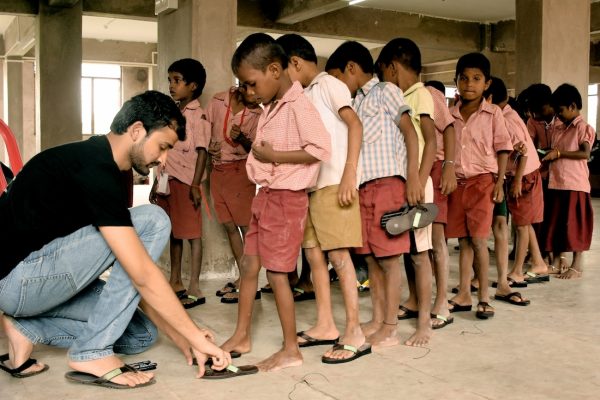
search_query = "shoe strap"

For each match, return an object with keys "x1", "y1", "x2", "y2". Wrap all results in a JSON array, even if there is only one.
[{"x1": 226, "y1": 364, "x2": 239, "y2": 373}]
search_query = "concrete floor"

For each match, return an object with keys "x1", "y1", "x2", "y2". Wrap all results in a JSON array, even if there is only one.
[{"x1": 2, "y1": 201, "x2": 600, "y2": 400}]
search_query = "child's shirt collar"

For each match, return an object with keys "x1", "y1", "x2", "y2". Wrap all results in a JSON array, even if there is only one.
[
  {"x1": 358, "y1": 76, "x2": 380, "y2": 97},
  {"x1": 451, "y1": 98, "x2": 495, "y2": 121},
  {"x1": 181, "y1": 98, "x2": 201, "y2": 112}
]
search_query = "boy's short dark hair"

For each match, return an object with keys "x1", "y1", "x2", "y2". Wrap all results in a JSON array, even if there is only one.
[
  {"x1": 525, "y1": 83, "x2": 552, "y2": 114},
  {"x1": 552, "y1": 83, "x2": 583, "y2": 110},
  {"x1": 168, "y1": 58, "x2": 206, "y2": 98},
  {"x1": 484, "y1": 76, "x2": 508, "y2": 105},
  {"x1": 376, "y1": 38, "x2": 422, "y2": 74},
  {"x1": 424, "y1": 80, "x2": 446, "y2": 95},
  {"x1": 276, "y1": 34, "x2": 318, "y2": 64},
  {"x1": 231, "y1": 32, "x2": 288, "y2": 75},
  {"x1": 455, "y1": 52, "x2": 491, "y2": 81},
  {"x1": 111, "y1": 90, "x2": 186, "y2": 141},
  {"x1": 325, "y1": 41, "x2": 373, "y2": 74}
]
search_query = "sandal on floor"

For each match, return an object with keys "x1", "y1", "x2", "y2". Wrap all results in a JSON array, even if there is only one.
[
  {"x1": 492, "y1": 277, "x2": 528, "y2": 288},
  {"x1": 0, "y1": 354, "x2": 49, "y2": 378},
  {"x1": 524, "y1": 271, "x2": 550, "y2": 284},
  {"x1": 397, "y1": 305, "x2": 418, "y2": 320},
  {"x1": 494, "y1": 292, "x2": 530, "y2": 306},
  {"x1": 181, "y1": 295, "x2": 206, "y2": 309},
  {"x1": 175, "y1": 289, "x2": 187, "y2": 299},
  {"x1": 475, "y1": 302, "x2": 495, "y2": 319},
  {"x1": 260, "y1": 284, "x2": 273, "y2": 293},
  {"x1": 202, "y1": 364, "x2": 258, "y2": 379},
  {"x1": 451, "y1": 284, "x2": 478, "y2": 294},
  {"x1": 430, "y1": 314, "x2": 454, "y2": 330},
  {"x1": 448, "y1": 300, "x2": 472, "y2": 313},
  {"x1": 65, "y1": 364, "x2": 155, "y2": 389},
  {"x1": 297, "y1": 331, "x2": 339, "y2": 348},
  {"x1": 220, "y1": 290, "x2": 261, "y2": 304},
  {"x1": 293, "y1": 287, "x2": 316, "y2": 302},
  {"x1": 321, "y1": 343, "x2": 372, "y2": 364},
  {"x1": 216, "y1": 282, "x2": 237, "y2": 297}
]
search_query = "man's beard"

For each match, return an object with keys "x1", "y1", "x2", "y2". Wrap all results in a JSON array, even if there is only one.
[{"x1": 130, "y1": 142, "x2": 151, "y2": 176}]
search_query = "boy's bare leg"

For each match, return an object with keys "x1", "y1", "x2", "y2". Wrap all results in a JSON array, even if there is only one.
[
  {"x1": 184, "y1": 238, "x2": 204, "y2": 300},
  {"x1": 449, "y1": 238, "x2": 474, "y2": 307},
  {"x1": 221, "y1": 255, "x2": 261, "y2": 354},
  {"x1": 1, "y1": 315, "x2": 47, "y2": 375},
  {"x1": 399, "y1": 254, "x2": 418, "y2": 318},
  {"x1": 323, "y1": 249, "x2": 366, "y2": 360},
  {"x1": 296, "y1": 246, "x2": 339, "y2": 345},
  {"x1": 472, "y1": 237, "x2": 493, "y2": 314},
  {"x1": 361, "y1": 255, "x2": 384, "y2": 338},
  {"x1": 558, "y1": 252, "x2": 583, "y2": 279},
  {"x1": 508, "y1": 225, "x2": 529, "y2": 281},
  {"x1": 368, "y1": 256, "x2": 401, "y2": 349},
  {"x1": 256, "y1": 270, "x2": 303, "y2": 372},
  {"x1": 294, "y1": 249, "x2": 314, "y2": 293},
  {"x1": 431, "y1": 223, "x2": 450, "y2": 323},
  {"x1": 525, "y1": 225, "x2": 551, "y2": 274},
  {"x1": 492, "y1": 216, "x2": 510, "y2": 292},
  {"x1": 169, "y1": 238, "x2": 185, "y2": 294},
  {"x1": 405, "y1": 251, "x2": 432, "y2": 347},
  {"x1": 223, "y1": 223, "x2": 246, "y2": 287}
]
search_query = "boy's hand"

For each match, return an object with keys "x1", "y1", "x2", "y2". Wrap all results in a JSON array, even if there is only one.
[
  {"x1": 338, "y1": 169, "x2": 357, "y2": 207},
  {"x1": 441, "y1": 164, "x2": 457, "y2": 195},
  {"x1": 252, "y1": 141, "x2": 276, "y2": 163},
  {"x1": 190, "y1": 186, "x2": 202, "y2": 209},
  {"x1": 542, "y1": 148, "x2": 559, "y2": 162},
  {"x1": 510, "y1": 179, "x2": 522, "y2": 198},
  {"x1": 208, "y1": 141, "x2": 221, "y2": 162},
  {"x1": 492, "y1": 181, "x2": 504, "y2": 203},
  {"x1": 514, "y1": 141, "x2": 527, "y2": 155},
  {"x1": 406, "y1": 175, "x2": 424, "y2": 206},
  {"x1": 229, "y1": 125, "x2": 242, "y2": 141}
]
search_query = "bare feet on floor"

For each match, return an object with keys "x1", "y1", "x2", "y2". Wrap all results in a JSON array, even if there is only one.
[
  {"x1": 323, "y1": 328, "x2": 365, "y2": 361},
  {"x1": 296, "y1": 326, "x2": 339, "y2": 346},
  {"x1": 368, "y1": 323, "x2": 399, "y2": 350},
  {"x1": 221, "y1": 333, "x2": 251, "y2": 355},
  {"x1": 1, "y1": 315, "x2": 47, "y2": 376},
  {"x1": 360, "y1": 320, "x2": 381, "y2": 338},
  {"x1": 558, "y1": 268, "x2": 582, "y2": 280},
  {"x1": 404, "y1": 326, "x2": 432, "y2": 347},
  {"x1": 256, "y1": 347, "x2": 302, "y2": 372},
  {"x1": 68, "y1": 355, "x2": 154, "y2": 387}
]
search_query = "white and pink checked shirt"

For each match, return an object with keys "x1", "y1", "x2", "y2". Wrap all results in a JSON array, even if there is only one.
[{"x1": 245, "y1": 81, "x2": 331, "y2": 190}]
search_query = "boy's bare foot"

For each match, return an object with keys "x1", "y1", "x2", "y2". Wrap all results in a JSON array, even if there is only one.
[
  {"x1": 296, "y1": 326, "x2": 339, "y2": 346},
  {"x1": 430, "y1": 302, "x2": 450, "y2": 328},
  {"x1": 1, "y1": 315, "x2": 47, "y2": 375},
  {"x1": 68, "y1": 356, "x2": 153, "y2": 387},
  {"x1": 256, "y1": 347, "x2": 302, "y2": 372},
  {"x1": 558, "y1": 268, "x2": 582, "y2": 280},
  {"x1": 323, "y1": 327, "x2": 365, "y2": 360},
  {"x1": 221, "y1": 333, "x2": 251, "y2": 354},
  {"x1": 448, "y1": 293, "x2": 472, "y2": 310},
  {"x1": 360, "y1": 320, "x2": 381, "y2": 338},
  {"x1": 368, "y1": 323, "x2": 399, "y2": 349},
  {"x1": 404, "y1": 326, "x2": 432, "y2": 347}
]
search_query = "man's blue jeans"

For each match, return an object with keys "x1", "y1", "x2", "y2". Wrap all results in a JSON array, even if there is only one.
[{"x1": 0, "y1": 205, "x2": 171, "y2": 362}]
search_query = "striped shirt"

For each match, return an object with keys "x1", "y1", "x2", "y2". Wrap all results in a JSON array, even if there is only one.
[{"x1": 353, "y1": 76, "x2": 411, "y2": 185}]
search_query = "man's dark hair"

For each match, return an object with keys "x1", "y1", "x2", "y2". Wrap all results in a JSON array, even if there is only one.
[
  {"x1": 325, "y1": 41, "x2": 373, "y2": 74},
  {"x1": 231, "y1": 33, "x2": 288, "y2": 75},
  {"x1": 525, "y1": 83, "x2": 552, "y2": 114},
  {"x1": 376, "y1": 38, "x2": 422, "y2": 74},
  {"x1": 455, "y1": 52, "x2": 491, "y2": 81},
  {"x1": 110, "y1": 90, "x2": 186, "y2": 141},
  {"x1": 168, "y1": 58, "x2": 206, "y2": 98},
  {"x1": 552, "y1": 83, "x2": 583, "y2": 110},
  {"x1": 276, "y1": 34, "x2": 318, "y2": 64},
  {"x1": 484, "y1": 76, "x2": 508, "y2": 105},
  {"x1": 425, "y1": 80, "x2": 446, "y2": 95}
]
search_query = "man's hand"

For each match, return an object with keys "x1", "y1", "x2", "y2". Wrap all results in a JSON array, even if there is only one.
[
  {"x1": 252, "y1": 141, "x2": 277, "y2": 163},
  {"x1": 441, "y1": 163, "x2": 457, "y2": 196},
  {"x1": 406, "y1": 175, "x2": 424, "y2": 206},
  {"x1": 493, "y1": 182, "x2": 504, "y2": 203},
  {"x1": 190, "y1": 186, "x2": 202, "y2": 209}
]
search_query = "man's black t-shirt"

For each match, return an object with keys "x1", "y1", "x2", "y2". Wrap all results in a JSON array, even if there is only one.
[{"x1": 0, "y1": 135, "x2": 133, "y2": 279}]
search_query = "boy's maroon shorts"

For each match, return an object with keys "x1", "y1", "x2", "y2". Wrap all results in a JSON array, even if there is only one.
[
  {"x1": 210, "y1": 160, "x2": 255, "y2": 226},
  {"x1": 507, "y1": 169, "x2": 544, "y2": 226},
  {"x1": 446, "y1": 173, "x2": 494, "y2": 239},
  {"x1": 244, "y1": 188, "x2": 308, "y2": 272},
  {"x1": 156, "y1": 178, "x2": 202, "y2": 239},
  {"x1": 430, "y1": 160, "x2": 448, "y2": 224},
  {"x1": 355, "y1": 176, "x2": 410, "y2": 257}
]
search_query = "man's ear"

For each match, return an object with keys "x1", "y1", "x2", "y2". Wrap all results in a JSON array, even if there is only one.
[{"x1": 129, "y1": 121, "x2": 145, "y2": 142}]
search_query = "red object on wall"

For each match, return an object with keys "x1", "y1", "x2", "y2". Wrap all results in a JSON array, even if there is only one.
[{"x1": 0, "y1": 119, "x2": 23, "y2": 194}]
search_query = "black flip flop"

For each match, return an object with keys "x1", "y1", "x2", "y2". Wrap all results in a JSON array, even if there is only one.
[
  {"x1": 216, "y1": 282, "x2": 237, "y2": 297},
  {"x1": 202, "y1": 364, "x2": 258, "y2": 379},
  {"x1": 381, "y1": 203, "x2": 439, "y2": 235},
  {"x1": 192, "y1": 351, "x2": 242, "y2": 366},
  {"x1": 524, "y1": 272, "x2": 550, "y2": 284},
  {"x1": 321, "y1": 343, "x2": 372, "y2": 364},
  {"x1": 494, "y1": 292, "x2": 531, "y2": 306},
  {"x1": 475, "y1": 301, "x2": 495, "y2": 319},
  {"x1": 297, "y1": 331, "x2": 339, "y2": 348},
  {"x1": 430, "y1": 314, "x2": 454, "y2": 330},
  {"x1": 220, "y1": 290, "x2": 261, "y2": 304},
  {"x1": 293, "y1": 288, "x2": 316, "y2": 302},
  {"x1": 492, "y1": 278, "x2": 528, "y2": 288},
  {"x1": 448, "y1": 300, "x2": 472, "y2": 313},
  {"x1": 451, "y1": 284, "x2": 478, "y2": 294},
  {"x1": 260, "y1": 285, "x2": 273, "y2": 293},
  {"x1": 181, "y1": 295, "x2": 206, "y2": 309},
  {"x1": 397, "y1": 305, "x2": 418, "y2": 320},
  {"x1": 175, "y1": 289, "x2": 187, "y2": 299},
  {"x1": 0, "y1": 354, "x2": 49, "y2": 378},
  {"x1": 65, "y1": 365, "x2": 155, "y2": 389}
]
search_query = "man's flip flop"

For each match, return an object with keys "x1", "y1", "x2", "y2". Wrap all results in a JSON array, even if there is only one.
[
  {"x1": 297, "y1": 331, "x2": 339, "y2": 348},
  {"x1": 492, "y1": 278, "x2": 528, "y2": 288},
  {"x1": 216, "y1": 282, "x2": 237, "y2": 297},
  {"x1": 381, "y1": 203, "x2": 439, "y2": 235},
  {"x1": 448, "y1": 300, "x2": 472, "y2": 313},
  {"x1": 430, "y1": 314, "x2": 454, "y2": 330},
  {"x1": 0, "y1": 354, "x2": 49, "y2": 378},
  {"x1": 181, "y1": 295, "x2": 206, "y2": 309},
  {"x1": 475, "y1": 302, "x2": 495, "y2": 320},
  {"x1": 397, "y1": 305, "x2": 418, "y2": 320},
  {"x1": 494, "y1": 292, "x2": 531, "y2": 306},
  {"x1": 220, "y1": 290, "x2": 261, "y2": 304},
  {"x1": 64, "y1": 365, "x2": 155, "y2": 389},
  {"x1": 202, "y1": 364, "x2": 258, "y2": 379},
  {"x1": 293, "y1": 288, "x2": 316, "y2": 302},
  {"x1": 321, "y1": 343, "x2": 372, "y2": 364},
  {"x1": 192, "y1": 351, "x2": 242, "y2": 366},
  {"x1": 524, "y1": 272, "x2": 550, "y2": 284}
]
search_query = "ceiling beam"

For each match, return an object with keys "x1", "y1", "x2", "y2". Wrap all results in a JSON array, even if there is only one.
[
  {"x1": 0, "y1": 0, "x2": 37, "y2": 15},
  {"x1": 2, "y1": 16, "x2": 35, "y2": 56},
  {"x1": 276, "y1": 0, "x2": 349, "y2": 24}
]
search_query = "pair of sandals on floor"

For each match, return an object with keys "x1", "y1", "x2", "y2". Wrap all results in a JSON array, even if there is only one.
[
  {"x1": 216, "y1": 282, "x2": 315, "y2": 303},
  {"x1": 296, "y1": 331, "x2": 371, "y2": 364}
]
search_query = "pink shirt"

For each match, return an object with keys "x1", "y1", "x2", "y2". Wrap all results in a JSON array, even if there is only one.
[
  {"x1": 426, "y1": 86, "x2": 454, "y2": 161},
  {"x1": 450, "y1": 100, "x2": 513, "y2": 179},
  {"x1": 502, "y1": 105, "x2": 540, "y2": 176},
  {"x1": 206, "y1": 89, "x2": 262, "y2": 164},
  {"x1": 548, "y1": 115, "x2": 595, "y2": 192},
  {"x1": 527, "y1": 117, "x2": 565, "y2": 180},
  {"x1": 245, "y1": 81, "x2": 331, "y2": 190},
  {"x1": 162, "y1": 99, "x2": 211, "y2": 185}
]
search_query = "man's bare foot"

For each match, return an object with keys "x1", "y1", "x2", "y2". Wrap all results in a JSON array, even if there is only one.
[
  {"x1": 68, "y1": 355, "x2": 153, "y2": 387},
  {"x1": 404, "y1": 326, "x2": 432, "y2": 347},
  {"x1": 221, "y1": 333, "x2": 251, "y2": 354},
  {"x1": 323, "y1": 327, "x2": 365, "y2": 360},
  {"x1": 360, "y1": 320, "x2": 381, "y2": 338},
  {"x1": 368, "y1": 324, "x2": 399, "y2": 350},
  {"x1": 256, "y1": 347, "x2": 302, "y2": 372},
  {"x1": 1, "y1": 315, "x2": 47, "y2": 375},
  {"x1": 558, "y1": 268, "x2": 582, "y2": 280},
  {"x1": 296, "y1": 325, "x2": 339, "y2": 346}
]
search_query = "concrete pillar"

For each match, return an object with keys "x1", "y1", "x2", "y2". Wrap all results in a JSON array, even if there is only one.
[
  {"x1": 157, "y1": 0, "x2": 237, "y2": 279},
  {"x1": 36, "y1": 0, "x2": 82, "y2": 151},
  {"x1": 516, "y1": 0, "x2": 590, "y2": 115},
  {"x1": 22, "y1": 60, "x2": 35, "y2": 163},
  {"x1": 4, "y1": 58, "x2": 23, "y2": 162}
]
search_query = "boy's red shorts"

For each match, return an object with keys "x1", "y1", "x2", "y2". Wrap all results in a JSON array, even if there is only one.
[
  {"x1": 507, "y1": 169, "x2": 544, "y2": 226},
  {"x1": 210, "y1": 160, "x2": 255, "y2": 226},
  {"x1": 156, "y1": 178, "x2": 202, "y2": 239},
  {"x1": 244, "y1": 188, "x2": 308, "y2": 272},
  {"x1": 446, "y1": 173, "x2": 494, "y2": 239},
  {"x1": 430, "y1": 160, "x2": 448, "y2": 224},
  {"x1": 355, "y1": 176, "x2": 410, "y2": 257}
]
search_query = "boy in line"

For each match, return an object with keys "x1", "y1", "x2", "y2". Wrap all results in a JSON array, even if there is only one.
[
  {"x1": 276, "y1": 34, "x2": 370, "y2": 363},
  {"x1": 221, "y1": 33, "x2": 331, "y2": 371},
  {"x1": 326, "y1": 41, "x2": 422, "y2": 348},
  {"x1": 446, "y1": 53, "x2": 512, "y2": 320}
]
